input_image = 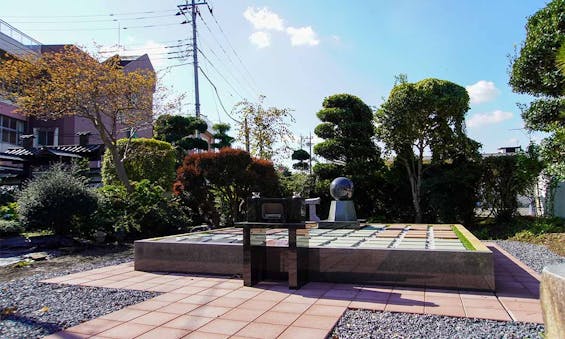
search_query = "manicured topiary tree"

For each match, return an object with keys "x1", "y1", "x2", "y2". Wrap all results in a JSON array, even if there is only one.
[
  {"x1": 211, "y1": 123, "x2": 235, "y2": 149},
  {"x1": 292, "y1": 149, "x2": 310, "y2": 171},
  {"x1": 102, "y1": 138, "x2": 176, "y2": 189},
  {"x1": 313, "y1": 93, "x2": 385, "y2": 218},
  {"x1": 509, "y1": 0, "x2": 565, "y2": 179},
  {"x1": 154, "y1": 114, "x2": 209, "y2": 155},
  {"x1": 377, "y1": 79, "x2": 475, "y2": 222}
]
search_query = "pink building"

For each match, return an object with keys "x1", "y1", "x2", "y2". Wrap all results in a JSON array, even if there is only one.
[{"x1": 0, "y1": 20, "x2": 155, "y2": 183}]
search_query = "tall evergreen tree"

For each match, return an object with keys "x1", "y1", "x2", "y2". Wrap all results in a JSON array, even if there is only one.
[
  {"x1": 376, "y1": 78, "x2": 478, "y2": 223},
  {"x1": 211, "y1": 123, "x2": 235, "y2": 149},
  {"x1": 313, "y1": 94, "x2": 385, "y2": 218},
  {"x1": 509, "y1": 0, "x2": 565, "y2": 179}
]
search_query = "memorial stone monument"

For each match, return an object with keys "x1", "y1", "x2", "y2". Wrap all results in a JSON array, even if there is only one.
[{"x1": 319, "y1": 177, "x2": 360, "y2": 228}]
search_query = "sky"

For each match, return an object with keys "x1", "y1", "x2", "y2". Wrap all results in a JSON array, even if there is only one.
[{"x1": 0, "y1": 0, "x2": 550, "y2": 156}]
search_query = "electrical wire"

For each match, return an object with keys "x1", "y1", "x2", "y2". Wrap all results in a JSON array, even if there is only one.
[
  {"x1": 2, "y1": 9, "x2": 176, "y2": 18},
  {"x1": 198, "y1": 47, "x2": 246, "y2": 100},
  {"x1": 99, "y1": 43, "x2": 192, "y2": 54},
  {"x1": 6, "y1": 14, "x2": 175, "y2": 24},
  {"x1": 25, "y1": 22, "x2": 179, "y2": 32},
  {"x1": 196, "y1": 35, "x2": 255, "y2": 100},
  {"x1": 196, "y1": 11, "x2": 258, "y2": 99},
  {"x1": 199, "y1": 66, "x2": 240, "y2": 123},
  {"x1": 206, "y1": 1, "x2": 259, "y2": 92}
]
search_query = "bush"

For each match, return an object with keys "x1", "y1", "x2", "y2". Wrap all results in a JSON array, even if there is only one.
[
  {"x1": 17, "y1": 164, "x2": 98, "y2": 235},
  {"x1": 102, "y1": 138, "x2": 176, "y2": 189},
  {"x1": 174, "y1": 148, "x2": 280, "y2": 226},
  {"x1": 470, "y1": 216, "x2": 564, "y2": 240},
  {"x1": 0, "y1": 220, "x2": 24, "y2": 237},
  {"x1": 0, "y1": 202, "x2": 18, "y2": 221},
  {"x1": 94, "y1": 180, "x2": 193, "y2": 240},
  {"x1": 0, "y1": 186, "x2": 18, "y2": 205}
]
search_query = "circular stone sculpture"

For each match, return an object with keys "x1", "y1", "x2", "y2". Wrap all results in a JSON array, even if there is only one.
[{"x1": 329, "y1": 177, "x2": 354, "y2": 200}]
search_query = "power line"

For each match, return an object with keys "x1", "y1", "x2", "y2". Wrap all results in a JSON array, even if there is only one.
[
  {"x1": 206, "y1": 1, "x2": 259, "y2": 93},
  {"x1": 100, "y1": 38, "x2": 189, "y2": 48},
  {"x1": 197, "y1": 10, "x2": 258, "y2": 99},
  {"x1": 151, "y1": 55, "x2": 192, "y2": 61},
  {"x1": 196, "y1": 10, "x2": 257, "y2": 96},
  {"x1": 98, "y1": 44, "x2": 192, "y2": 54},
  {"x1": 198, "y1": 47, "x2": 245, "y2": 100},
  {"x1": 199, "y1": 66, "x2": 240, "y2": 124},
  {"x1": 100, "y1": 47, "x2": 191, "y2": 55},
  {"x1": 2, "y1": 9, "x2": 176, "y2": 18},
  {"x1": 25, "y1": 22, "x2": 180, "y2": 32},
  {"x1": 197, "y1": 34, "x2": 255, "y2": 100},
  {"x1": 6, "y1": 14, "x2": 175, "y2": 24}
]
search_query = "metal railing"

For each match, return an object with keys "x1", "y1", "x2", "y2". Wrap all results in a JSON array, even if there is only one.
[{"x1": 0, "y1": 18, "x2": 42, "y2": 55}]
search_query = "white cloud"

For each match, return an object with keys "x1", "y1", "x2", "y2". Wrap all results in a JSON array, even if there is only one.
[
  {"x1": 249, "y1": 31, "x2": 271, "y2": 48},
  {"x1": 467, "y1": 110, "x2": 513, "y2": 128},
  {"x1": 286, "y1": 26, "x2": 320, "y2": 46},
  {"x1": 465, "y1": 80, "x2": 500, "y2": 104},
  {"x1": 243, "y1": 7, "x2": 284, "y2": 31}
]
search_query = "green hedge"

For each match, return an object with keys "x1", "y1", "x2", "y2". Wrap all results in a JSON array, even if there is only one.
[{"x1": 102, "y1": 138, "x2": 176, "y2": 189}]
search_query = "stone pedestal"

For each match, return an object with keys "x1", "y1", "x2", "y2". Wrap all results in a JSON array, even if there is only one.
[
  {"x1": 541, "y1": 263, "x2": 565, "y2": 339},
  {"x1": 328, "y1": 200, "x2": 357, "y2": 221}
]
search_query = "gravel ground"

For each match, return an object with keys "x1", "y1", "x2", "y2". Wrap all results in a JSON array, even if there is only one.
[
  {"x1": 0, "y1": 253, "x2": 159, "y2": 339},
  {"x1": 331, "y1": 310, "x2": 545, "y2": 339},
  {"x1": 331, "y1": 241, "x2": 564, "y2": 339},
  {"x1": 494, "y1": 240, "x2": 565, "y2": 273}
]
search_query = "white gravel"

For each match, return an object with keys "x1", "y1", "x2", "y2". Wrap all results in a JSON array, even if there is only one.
[
  {"x1": 331, "y1": 240, "x2": 564, "y2": 339},
  {"x1": 494, "y1": 240, "x2": 564, "y2": 273},
  {"x1": 332, "y1": 310, "x2": 544, "y2": 339},
  {"x1": 0, "y1": 256, "x2": 159, "y2": 339}
]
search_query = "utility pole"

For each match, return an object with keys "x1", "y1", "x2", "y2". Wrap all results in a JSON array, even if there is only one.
[
  {"x1": 308, "y1": 132, "x2": 313, "y2": 175},
  {"x1": 177, "y1": 0, "x2": 207, "y2": 118}
]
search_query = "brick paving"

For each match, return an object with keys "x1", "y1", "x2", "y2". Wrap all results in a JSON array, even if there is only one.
[{"x1": 43, "y1": 243, "x2": 543, "y2": 338}]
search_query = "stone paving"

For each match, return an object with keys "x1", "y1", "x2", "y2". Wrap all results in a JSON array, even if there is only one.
[{"x1": 42, "y1": 243, "x2": 543, "y2": 338}]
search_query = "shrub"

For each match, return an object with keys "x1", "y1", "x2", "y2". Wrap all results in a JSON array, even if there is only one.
[
  {"x1": 0, "y1": 220, "x2": 24, "y2": 237},
  {"x1": 17, "y1": 164, "x2": 98, "y2": 235},
  {"x1": 102, "y1": 138, "x2": 176, "y2": 189},
  {"x1": 0, "y1": 202, "x2": 18, "y2": 221},
  {"x1": 94, "y1": 180, "x2": 193, "y2": 239},
  {"x1": 480, "y1": 147, "x2": 543, "y2": 222},
  {"x1": 0, "y1": 186, "x2": 18, "y2": 205},
  {"x1": 174, "y1": 148, "x2": 280, "y2": 226}
]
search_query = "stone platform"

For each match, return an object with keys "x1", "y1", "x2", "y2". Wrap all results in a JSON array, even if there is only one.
[{"x1": 135, "y1": 224, "x2": 495, "y2": 291}]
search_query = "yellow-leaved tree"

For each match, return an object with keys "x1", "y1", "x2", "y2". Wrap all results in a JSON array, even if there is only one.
[{"x1": 0, "y1": 45, "x2": 157, "y2": 192}]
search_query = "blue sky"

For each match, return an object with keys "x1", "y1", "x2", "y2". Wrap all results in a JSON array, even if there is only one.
[{"x1": 1, "y1": 0, "x2": 548, "y2": 155}]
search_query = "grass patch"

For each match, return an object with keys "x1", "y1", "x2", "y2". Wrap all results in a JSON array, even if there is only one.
[{"x1": 451, "y1": 225, "x2": 476, "y2": 251}]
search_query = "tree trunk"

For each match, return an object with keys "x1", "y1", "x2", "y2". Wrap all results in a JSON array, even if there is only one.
[
  {"x1": 415, "y1": 149, "x2": 423, "y2": 223},
  {"x1": 109, "y1": 144, "x2": 133, "y2": 193},
  {"x1": 403, "y1": 157, "x2": 422, "y2": 223},
  {"x1": 90, "y1": 113, "x2": 133, "y2": 193},
  {"x1": 244, "y1": 117, "x2": 250, "y2": 153}
]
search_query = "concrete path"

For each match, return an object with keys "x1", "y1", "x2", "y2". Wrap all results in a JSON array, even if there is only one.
[{"x1": 43, "y1": 243, "x2": 543, "y2": 338}]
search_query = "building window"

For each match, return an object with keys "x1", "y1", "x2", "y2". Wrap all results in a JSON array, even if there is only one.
[
  {"x1": 0, "y1": 115, "x2": 25, "y2": 146},
  {"x1": 33, "y1": 127, "x2": 59, "y2": 146}
]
